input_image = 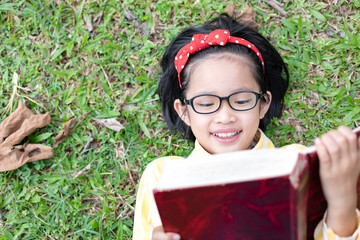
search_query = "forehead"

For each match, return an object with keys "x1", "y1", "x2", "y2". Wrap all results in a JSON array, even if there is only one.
[{"x1": 186, "y1": 53, "x2": 260, "y2": 95}]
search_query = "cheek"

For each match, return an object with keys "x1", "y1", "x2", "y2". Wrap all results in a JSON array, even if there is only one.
[
  {"x1": 188, "y1": 111, "x2": 206, "y2": 124},
  {"x1": 241, "y1": 109, "x2": 261, "y2": 125},
  {"x1": 182, "y1": 109, "x2": 192, "y2": 126},
  {"x1": 187, "y1": 112, "x2": 212, "y2": 132}
]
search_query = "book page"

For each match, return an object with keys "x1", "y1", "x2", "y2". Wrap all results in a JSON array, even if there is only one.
[{"x1": 156, "y1": 148, "x2": 299, "y2": 190}]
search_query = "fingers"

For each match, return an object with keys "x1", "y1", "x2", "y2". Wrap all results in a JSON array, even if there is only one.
[
  {"x1": 152, "y1": 226, "x2": 181, "y2": 240},
  {"x1": 153, "y1": 232, "x2": 181, "y2": 240},
  {"x1": 317, "y1": 126, "x2": 360, "y2": 230},
  {"x1": 340, "y1": 126, "x2": 359, "y2": 162},
  {"x1": 315, "y1": 137, "x2": 331, "y2": 164},
  {"x1": 338, "y1": 126, "x2": 358, "y2": 148},
  {"x1": 316, "y1": 126, "x2": 358, "y2": 162},
  {"x1": 315, "y1": 129, "x2": 343, "y2": 168}
]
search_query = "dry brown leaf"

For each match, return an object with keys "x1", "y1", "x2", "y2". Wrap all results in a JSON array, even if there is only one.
[
  {"x1": 0, "y1": 144, "x2": 53, "y2": 172},
  {"x1": 0, "y1": 101, "x2": 33, "y2": 144},
  {"x1": 92, "y1": 118, "x2": 125, "y2": 132},
  {"x1": 53, "y1": 111, "x2": 91, "y2": 148},
  {"x1": 53, "y1": 118, "x2": 78, "y2": 148},
  {"x1": 0, "y1": 101, "x2": 53, "y2": 172},
  {"x1": 224, "y1": 2, "x2": 237, "y2": 17},
  {"x1": 216, "y1": 4, "x2": 260, "y2": 30},
  {"x1": 235, "y1": 6, "x2": 261, "y2": 30}
]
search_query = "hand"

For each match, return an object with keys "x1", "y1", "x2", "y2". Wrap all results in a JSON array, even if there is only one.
[
  {"x1": 315, "y1": 126, "x2": 360, "y2": 236},
  {"x1": 152, "y1": 226, "x2": 181, "y2": 240}
]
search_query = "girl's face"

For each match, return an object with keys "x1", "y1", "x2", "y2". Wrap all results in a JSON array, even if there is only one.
[{"x1": 174, "y1": 54, "x2": 271, "y2": 154}]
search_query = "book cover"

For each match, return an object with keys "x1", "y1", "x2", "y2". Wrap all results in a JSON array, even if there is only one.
[{"x1": 153, "y1": 128, "x2": 360, "y2": 240}]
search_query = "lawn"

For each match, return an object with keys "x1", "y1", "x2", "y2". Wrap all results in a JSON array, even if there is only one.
[{"x1": 0, "y1": 0, "x2": 359, "y2": 239}]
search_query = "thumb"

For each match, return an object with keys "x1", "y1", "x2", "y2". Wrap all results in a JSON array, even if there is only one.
[
  {"x1": 166, "y1": 233, "x2": 181, "y2": 240},
  {"x1": 152, "y1": 226, "x2": 181, "y2": 240}
]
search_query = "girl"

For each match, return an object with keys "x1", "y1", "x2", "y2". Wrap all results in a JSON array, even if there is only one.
[{"x1": 133, "y1": 14, "x2": 360, "y2": 240}]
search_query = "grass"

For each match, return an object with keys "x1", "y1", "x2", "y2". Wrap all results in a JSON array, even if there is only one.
[{"x1": 0, "y1": 0, "x2": 359, "y2": 239}]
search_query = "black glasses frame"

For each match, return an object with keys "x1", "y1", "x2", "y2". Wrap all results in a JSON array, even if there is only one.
[{"x1": 184, "y1": 91, "x2": 262, "y2": 114}]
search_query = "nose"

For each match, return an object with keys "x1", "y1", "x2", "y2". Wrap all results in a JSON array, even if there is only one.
[{"x1": 214, "y1": 100, "x2": 236, "y2": 124}]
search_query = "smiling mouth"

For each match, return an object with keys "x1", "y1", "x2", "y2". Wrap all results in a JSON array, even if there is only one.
[{"x1": 212, "y1": 131, "x2": 241, "y2": 138}]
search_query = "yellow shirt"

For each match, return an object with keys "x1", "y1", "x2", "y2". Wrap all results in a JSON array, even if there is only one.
[{"x1": 132, "y1": 129, "x2": 360, "y2": 240}]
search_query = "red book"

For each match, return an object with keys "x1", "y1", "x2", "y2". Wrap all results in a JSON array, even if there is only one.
[{"x1": 153, "y1": 128, "x2": 360, "y2": 240}]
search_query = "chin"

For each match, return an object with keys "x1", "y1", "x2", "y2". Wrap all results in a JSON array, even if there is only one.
[{"x1": 212, "y1": 146, "x2": 244, "y2": 154}]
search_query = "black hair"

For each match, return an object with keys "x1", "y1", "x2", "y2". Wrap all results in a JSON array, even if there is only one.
[{"x1": 157, "y1": 14, "x2": 289, "y2": 142}]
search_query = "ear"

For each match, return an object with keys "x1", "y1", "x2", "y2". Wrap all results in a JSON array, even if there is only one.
[
  {"x1": 259, "y1": 91, "x2": 272, "y2": 120},
  {"x1": 174, "y1": 99, "x2": 191, "y2": 126}
]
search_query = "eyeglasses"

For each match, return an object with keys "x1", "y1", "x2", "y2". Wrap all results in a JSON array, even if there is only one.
[{"x1": 184, "y1": 91, "x2": 262, "y2": 114}]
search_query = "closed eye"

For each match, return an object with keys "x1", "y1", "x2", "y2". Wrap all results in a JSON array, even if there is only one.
[
  {"x1": 235, "y1": 100, "x2": 251, "y2": 105},
  {"x1": 198, "y1": 103, "x2": 215, "y2": 107}
]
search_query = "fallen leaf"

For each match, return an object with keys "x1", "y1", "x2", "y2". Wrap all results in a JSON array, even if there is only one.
[
  {"x1": 224, "y1": 2, "x2": 237, "y2": 17},
  {"x1": 235, "y1": 5, "x2": 261, "y2": 30},
  {"x1": 53, "y1": 111, "x2": 91, "y2": 148},
  {"x1": 0, "y1": 101, "x2": 33, "y2": 144},
  {"x1": 53, "y1": 118, "x2": 78, "y2": 148},
  {"x1": 0, "y1": 144, "x2": 54, "y2": 172},
  {"x1": 92, "y1": 117, "x2": 125, "y2": 132},
  {"x1": 0, "y1": 101, "x2": 53, "y2": 172},
  {"x1": 0, "y1": 102, "x2": 51, "y2": 147}
]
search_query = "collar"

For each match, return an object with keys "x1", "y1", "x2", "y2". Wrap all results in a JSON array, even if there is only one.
[{"x1": 187, "y1": 129, "x2": 274, "y2": 159}]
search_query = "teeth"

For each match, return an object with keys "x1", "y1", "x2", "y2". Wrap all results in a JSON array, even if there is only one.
[{"x1": 213, "y1": 131, "x2": 240, "y2": 138}]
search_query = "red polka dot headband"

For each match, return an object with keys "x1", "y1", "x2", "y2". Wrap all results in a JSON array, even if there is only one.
[{"x1": 174, "y1": 29, "x2": 265, "y2": 89}]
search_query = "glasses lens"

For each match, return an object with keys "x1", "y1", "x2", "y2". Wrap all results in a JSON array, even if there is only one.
[
  {"x1": 229, "y1": 92, "x2": 257, "y2": 110},
  {"x1": 192, "y1": 95, "x2": 219, "y2": 113}
]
